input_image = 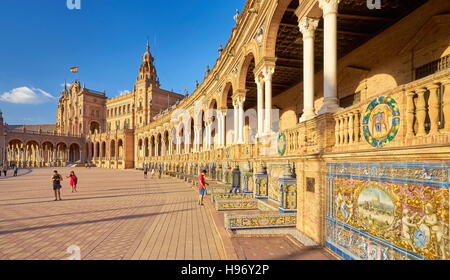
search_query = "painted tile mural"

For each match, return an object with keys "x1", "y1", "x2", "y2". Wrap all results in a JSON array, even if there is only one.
[
  {"x1": 326, "y1": 162, "x2": 450, "y2": 260},
  {"x1": 267, "y1": 164, "x2": 285, "y2": 203}
]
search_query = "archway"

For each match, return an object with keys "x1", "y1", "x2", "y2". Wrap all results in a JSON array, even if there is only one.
[
  {"x1": 118, "y1": 139, "x2": 124, "y2": 159},
  {"x1": 157, "y1": 134, "x2": 162, "y2": 157},
  {"x1": 69, "y1": 143, "x2": 81, "y2": 162},
  {"x1": 42, "y1": 142, "x2": 54, "y2": 165},
  {"x1": 144, "y1": 137, "x2": 149, "y2": 157},
  {"x1": 8, "y1": 139, "x2": 23, "y2": 166},
  {"x1": 56, "y1": 142, "x2": 68, "y2": 163},
  {"x1": 101, "y1": 142, "x2": 106, "y2": 158},
  {"x1": 138, "y1": 139, "x2": 143, "y2": 159},
  {"x1": 90, "y1": 122, "x2": 100, "y2": 134},
  {"x1": 110, "y1": 140, "x2": 116, "y2": 159},
  {"x1": 222, "y1": 83, "x2": 234, "y2": 146}
]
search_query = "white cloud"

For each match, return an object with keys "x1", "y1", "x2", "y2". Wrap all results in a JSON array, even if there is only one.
[
  {"x1": 118, "y1": 90, "x2": 131, "y2": 96},
  {"x1": 0, "y1": 87, "x2": 55, "y2": 104},
  {"x1": 61, "y1": 82, "x2": 72, "y2": 88}
]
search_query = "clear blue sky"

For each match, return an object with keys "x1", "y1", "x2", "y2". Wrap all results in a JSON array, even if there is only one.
[{"x1": 0, "y1": 0, "x2": 245, "y2": 125}]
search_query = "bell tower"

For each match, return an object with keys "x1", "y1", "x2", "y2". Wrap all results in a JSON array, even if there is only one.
[
  {"x1": 135, "y1": 42, "x2": 160, "y2": 127},
  {"x1": 138, "y1": 41, "x2": 160, "y2": 87}
]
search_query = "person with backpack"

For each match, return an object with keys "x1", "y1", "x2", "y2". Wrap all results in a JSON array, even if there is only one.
[
  {"x1": 52, "y1": 170, "x2": 63, "y2": 201},
  {"x1": 67, "y1": 171, "x2": 78, "y2": 193}
]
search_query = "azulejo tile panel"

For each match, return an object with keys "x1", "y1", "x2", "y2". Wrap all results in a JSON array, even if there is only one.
[
  {"x1": 268, "y1": 164, "x2": 285, "y2": 203},
  {"x1": 212, "y1": 193, "x2": 254, "y2": 202},
  {"x1": 225, "y1": 213, "x2": 297, "y2": 230},
  {"x1": 215, "y1": 199, "x2": 258, "y2": 211},
  {"x1": 327, "y1": 162, "x2": 450, "y2": 260}
]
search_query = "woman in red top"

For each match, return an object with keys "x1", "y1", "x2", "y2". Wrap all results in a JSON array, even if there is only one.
[
  {"x1": 67, "y1": 171, "x2": 78, "y2": 193},
  {"x1": 198, "y1": 170, "x2": 209, "y2": 206}
]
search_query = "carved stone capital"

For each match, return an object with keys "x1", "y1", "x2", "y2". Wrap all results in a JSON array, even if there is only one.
[
  {"x1": 298, "y1": 17, "x2": 319, "y2": 38},
  {"x1": 261, "y1": 65, "x2": 275, "y2": 82},
  {"x1": 318, "y1": 0, "x2": 340, "y2": 17}
]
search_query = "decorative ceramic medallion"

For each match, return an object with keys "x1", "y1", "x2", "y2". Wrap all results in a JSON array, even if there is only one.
[
  {"x1": 277, "y1": 133, "x2": 287, "y2": 156},
  {"x1": 362, "y1": 96, "x2": 400, "y2": 148}
]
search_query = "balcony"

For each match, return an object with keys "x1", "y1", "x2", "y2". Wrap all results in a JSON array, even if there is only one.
[{"x1": 332, "y1": 69, "x2": 450, "y2": 152}]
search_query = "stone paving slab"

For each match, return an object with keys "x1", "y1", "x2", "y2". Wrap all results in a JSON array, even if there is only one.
[
  {"x1": 0, "y1": 167, "x2": 336, "y2": 260},
  {"x1": 0, "y1": 168, "x2": 225, "y2": 260}
]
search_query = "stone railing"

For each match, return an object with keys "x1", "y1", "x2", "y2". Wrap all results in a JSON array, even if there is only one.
[
  {"x1": 284, "y1": 116, "x2": 325, "y2": 156},
  {"x1": 333, "y1": 107, "x2": 362, "y2": 148},
  {"x1": 332, "y1": 69, "x2": 450, "y2": 151}
]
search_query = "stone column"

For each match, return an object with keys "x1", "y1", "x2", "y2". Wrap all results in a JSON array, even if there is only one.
[
  {"x1": 237, "y1": 97, "x2": 245, "y2": 144},
  {"x1": 255, "y1": 76, "x2": 264, "y2": 137},
  {"x1": 218, "y1": 110, "x2": 227, "y2": 147},
  {"x1": 318, "y1": 0, "x2": 342, "y2": 115},
  {"x1": 299, "y1": 17, "x2": 319, "y2": 122},
  {"x1": 406, "y1": 91, "x2": 416, "y2": 137},
  {"x1": 416, "y1": 88, "x2": 427, "y2": 136},
  {"x1": 53, "y1": 147, "x2": 57, "y2": 165},
  {"x1": 194, "y1": 126, "x2": 201, "y2": 152},
  {"x1": 93, "y1": 143, "x2": 98, "y2": 160},
  {"x1": 205, "y1": 120, "x2": 212, "y2": 150},
  {"x1": 262, "y1": 66, "x2": 275, "y2": 134},
  {"x1": 428, "y1": 84, "x2": 440, "y2": 134},
  {"x1": 442, "y1": 80, "x2": 450, "y2": 133},
  {"x1": 233, "y1": 99, "x2": 239, "y2": 144}
]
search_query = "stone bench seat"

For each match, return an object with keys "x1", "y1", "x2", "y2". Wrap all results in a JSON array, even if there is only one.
[
  {"x1": 215, "y1": 199, "x2": 259, "y2": 211},
  {"x1": 224, "y1": 212, "x2": 297, "y2": 230},
  {"x1": 211, "y1": 193, "x2": 254, "y2": 203}
]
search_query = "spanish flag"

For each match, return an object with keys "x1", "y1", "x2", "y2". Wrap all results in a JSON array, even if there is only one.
[{"x1": 70, "y1": 67, "x2": 79, "y2": 73}]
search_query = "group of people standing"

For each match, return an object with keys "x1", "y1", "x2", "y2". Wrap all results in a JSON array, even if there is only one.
[
  {"x1": 143, "y1": 165, "x2": 163, "y2": 179},
  {"x1": 51, "y1": 170, "x2": 78, "y2": 201},
  {"x1": 0, "y1": 164, "x2": 19, "y2": 178}
]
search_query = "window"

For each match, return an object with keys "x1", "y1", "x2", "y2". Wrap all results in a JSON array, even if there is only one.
[
  {"x1": 415, "y1": 55, "x2": 450, "y2": 80},
  {"x1": 339, "y1": 92, "x2": 361, "y2": 108}
]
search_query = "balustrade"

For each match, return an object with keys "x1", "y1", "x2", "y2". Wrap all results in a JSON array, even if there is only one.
[{"x1": 333, "y1": 109, "x2": 362, "y2": 146}]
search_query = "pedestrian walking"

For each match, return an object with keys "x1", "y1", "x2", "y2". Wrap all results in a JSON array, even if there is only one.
[
  {"x1": 67, "y1": 171, "x2": 78, "y2": 193},
  {"x1": 144, "y1": 167, "x2": 148, "y2": 179},
  {"x1": 2, "y1": 165, "x2": 7, "y2": 177},
  {"x1": 52, "y1": 170, "x2": 63, "y2": 201},
  {"x1": 151, "y1": 168, "x2": 156, "y2": 178},
  {"x1": 158, "y1": 165, "x2": 163, "y2": 179},
  {"x1": 13, "y1": 166, "x2": 18, "y2": 177},
  {"x1": 198, "y1": 169, "x2": 209, "y2": 206}
]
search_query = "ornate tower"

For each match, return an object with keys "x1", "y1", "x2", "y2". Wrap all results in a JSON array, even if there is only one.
[{"x1": 134, "y1": 42, "x2": 160, "y2": 127}]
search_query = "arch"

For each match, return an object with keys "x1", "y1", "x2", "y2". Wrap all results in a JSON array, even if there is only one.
[
  {"x1": 163, "y1": 130, "x2": 169, "y2": 156},
  {"x1": 144, "y1": 137, "x2": 149, "y2": 157},
  {"x1": 118, "y1": 139, "x2": 124, "y2": 159},
  {"x1": 263, "y1": 0, "x2": 292, "y2": 58},
  {"x1": 101, "y1": 141, "x2": 106, "y2": 158},
  {"x1": 56, "y1": 142, "x2": 68, "y2": 162},
  {"x1": 150, "y1": 135, "x2": 156, "y2": 157},
  {"x1": 237, "y1": 52, "x2": 256, "y2": 90},
  {"x1": 90, "y1": 121, "x2": 100, "y2": 134},
  {"x1": 110, "y1": 140, "x2": 116, "y2": 158},
  {"x1": 138, "y1": 138, "x2": 143, "y2": 159},
  {"x1": 42, "y1": 141, "x2": 55, "y2": 165},
  {"x1": 69, "y1": 143, "x2": 81, "y2": 162},
  {"x1": 171, "y1": 127, "x2": 177, "y2": 155},
  {"x1": 157, "y1": 133, "x2": 162, "y2": 156},
  {"x1": 220, "y1": 82, "x2": 234, "y2": 109}
]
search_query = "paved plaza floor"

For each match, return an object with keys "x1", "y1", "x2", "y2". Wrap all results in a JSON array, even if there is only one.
[{"x1": 0, "y1": 168, "x2": 335, "y2": 260}]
